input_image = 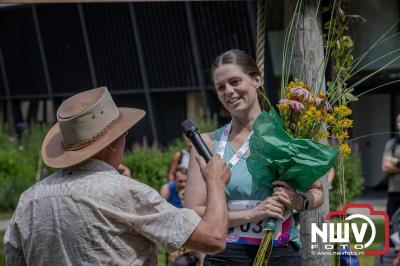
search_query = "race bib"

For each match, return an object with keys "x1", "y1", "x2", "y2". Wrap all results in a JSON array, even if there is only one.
[{"x1": 226, "y1": 200, "x2": 292, "y2": 246}]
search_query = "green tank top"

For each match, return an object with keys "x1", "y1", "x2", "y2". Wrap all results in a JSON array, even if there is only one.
[
  {"x1": 212, "y1": 126, "x2": 270, "y2": 201},
  {"x1": 212, "y1": 125, "x2": 301, "y2": 247}
]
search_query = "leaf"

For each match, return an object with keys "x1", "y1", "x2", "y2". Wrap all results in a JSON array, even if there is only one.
[
  {"x1": 345, "y1": 92, "x2": 358, "y2": 102},
  {"x1": 327, "y1": 81, "x2": 335, "y2": 89},
  {"x1": 342, "y1": 36, "x2": 353, "y2": 48},
  {"x1": 321, "y1": 6, "x2": 330, "y2": 13}
]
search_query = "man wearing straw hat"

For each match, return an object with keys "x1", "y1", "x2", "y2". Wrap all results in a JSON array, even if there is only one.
[{"x1": 4, "y1": 87, "x2": 230, "y2": 265}]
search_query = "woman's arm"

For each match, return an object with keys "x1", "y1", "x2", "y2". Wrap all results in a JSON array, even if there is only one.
[
  {"x1": 185, "y1": 132, "x2": 285, "y2": 228},
  {"x1": 168, "y1": 152, "x2": 181, "y2": 181},
  {"x1": 382, "y1": 155, "x2": 400, "y2": 174}
]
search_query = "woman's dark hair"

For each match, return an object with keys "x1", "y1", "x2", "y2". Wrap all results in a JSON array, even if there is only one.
[
  {"x1": 211, "y1": 49, "x2": 261, "y2": 82},
  {"x1": 211, "y1": 49, "x2": 264, "y2": 109}
]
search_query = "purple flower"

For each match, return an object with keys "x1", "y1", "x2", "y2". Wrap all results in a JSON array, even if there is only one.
[
  {"x1": 278, "y1": 98, "x2": 304, "y2": 111},
  {"x1": 290, "y1": 86, "x2": 312, "y2": 101},
  {"x1": 315, "y1": 97, "x2": 324, "y2": 105},
  {"x1": 279, "y1": 98, "x2": 289, "y2": 104},
  {"x1": 289, "y1": 100, "x2": 304, "y2": 111},
  {"x1": 316, "y1": 97, "x2": 332, "y2": 110}
]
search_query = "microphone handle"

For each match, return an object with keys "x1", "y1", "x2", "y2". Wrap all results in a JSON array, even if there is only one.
[{"x1": 191, "y1": 132, "x2": 213, "y2": 162}]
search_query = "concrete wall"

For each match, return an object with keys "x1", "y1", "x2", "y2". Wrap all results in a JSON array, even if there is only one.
[
  {"x1": 347, "y1": 0, "x2": 400, "y2": 71},
  {"x1": 352, "y1": 93, "x2": 391, "y2": 186}
]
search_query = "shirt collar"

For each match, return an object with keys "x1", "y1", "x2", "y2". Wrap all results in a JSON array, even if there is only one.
[{"x1": 65, "y1": 158, "x2": 118, "y2": 173}]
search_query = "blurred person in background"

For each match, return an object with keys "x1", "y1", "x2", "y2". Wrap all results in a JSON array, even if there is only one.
[
  {"x1": 168, "y1": 139, "x2": 192, "y2": 181},
  {"x1": 382, "y1": 114, "x2": 400, "y2": 228},
  {"x1": 161, "y1": 167, "x2": 187, "y2": 208}
]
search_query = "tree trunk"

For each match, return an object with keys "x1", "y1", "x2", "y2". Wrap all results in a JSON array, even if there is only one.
[{"x1": 290, "y1": 1, "x2": 331, "y2": 265}]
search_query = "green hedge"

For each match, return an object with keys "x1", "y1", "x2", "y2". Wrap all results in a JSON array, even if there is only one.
[
  {"x1": 123, "y1": 115, "x2": 218, "y2": 190},
  {"x1": 0, "y1": 124, "x2": 51, "y2": 211},
  {"x1": 123, "y1": 139, "x2": 185, "y2": 190},
  {"x1": 329, "y1": 151, "x2": 364, "y2": 210}
]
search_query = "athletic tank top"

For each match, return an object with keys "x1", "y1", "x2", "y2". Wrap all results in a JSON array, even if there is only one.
[{"x1": 212, "y1": 125, "x2": 301, "y2": 247}]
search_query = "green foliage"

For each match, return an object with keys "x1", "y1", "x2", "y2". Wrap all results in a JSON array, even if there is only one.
[
  {"x1": 123, "y1": 137, "x2": 188, "y2": 190},
  {"x1": 0, "y1": 149, "x2": 34, "y2": 210},
  {"x1": 329, "y1": 151, "x2": 364, "y2": 210},
  {"x1": 0, "y1": 124, "x2": 51, "y2": 211},
  {"x1": 196, "y1": 114, "x2": 218, "y2": 133},
  {"x1": 323, "y1": 0, "x2": 357, "y2": 105},
  {"x1": 123, "y1": 115, "x2": 218, "y2": 190},
  {"x1": 123, "y1": 147, "x2": 168, "y2": 190}
]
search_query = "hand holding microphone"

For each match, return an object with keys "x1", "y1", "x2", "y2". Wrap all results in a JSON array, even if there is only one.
[
  {"x1": 182, "y1": 120, "x2": 213, "y2": 162},
  {"x1": 182, "y1": 120, "x2": 231, "y2": 185}
]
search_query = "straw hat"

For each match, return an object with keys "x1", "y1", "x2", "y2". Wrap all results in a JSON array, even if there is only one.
[{"x1": 42, "y1": 87, "x2": 145, "y2": 169}]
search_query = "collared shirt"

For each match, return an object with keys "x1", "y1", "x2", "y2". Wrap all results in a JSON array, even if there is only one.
[{"x1": 4, "y1": 159, "x2": 201, "y2": 266}]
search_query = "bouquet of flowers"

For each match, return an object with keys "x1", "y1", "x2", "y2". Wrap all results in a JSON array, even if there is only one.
[
  {"x1": 249, "y1": 79, "x2": 354, "y2": 266},
  {"x1": 248, "y1": 79, "x2": 353, "y2": 193}
]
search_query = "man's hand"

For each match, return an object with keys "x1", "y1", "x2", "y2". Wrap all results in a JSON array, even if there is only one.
[
  {"x1": 272, "y1": 180, "x2": 303, "y2": 211},
  {"x1": 118, "y1": 164, "x2": 132, "y2": 177},
  {"x1": 195, "y1": 155, "x2": 231, "y2": 185},
  {"x1": 253, "y1": 196, "x2": 285, "y2": 220}
]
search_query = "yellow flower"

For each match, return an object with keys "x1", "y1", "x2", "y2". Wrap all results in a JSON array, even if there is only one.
[
  {"x1": 300, "y1": 114, "x2": 309, "y2": 121},
  {"x1": 298, "y1": 81, "x2": 307, "y2": 88},
  {"x1": 288, "y1": 81, "x2": 296, "y2": 88},
  {"x1": 333, "y1": 105, "x2": 352, "y2": 117},
  {"x1": 339, "y1": 143, "x2": 351, "y2": 156},
  {"x1": 278, "y1": 103, "x2": 290, "y2": 110},
  {"x1": 336, "y1": 131, "x2": 349, "y2": 142},
  {"x1": 338, "y1": 118, "x2": 353, "y2": 128},
  {"x1": 306, "y1": 106, "x2": 317, "y2": 116},
  {"x1": 315, "y1": 110, "x2": 322, "y2": 119},
  {"x1": 324, "y1": 114, "x2": 334, "y2": 123},
  {"x1": 317, "y1": 131, "x2": 330, "y2": 139}
]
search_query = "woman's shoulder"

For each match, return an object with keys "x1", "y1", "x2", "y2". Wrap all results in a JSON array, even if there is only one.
[
  {"x1": 200, "y1": 131, "x2": 216, "y2": 148},
  {"x1": 199, "y1": 124, "x2": 228, "y2": 149}
]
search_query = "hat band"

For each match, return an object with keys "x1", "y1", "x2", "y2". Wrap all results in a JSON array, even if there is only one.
[{"x1": 61, "y1": 114, "x2": 122, "y2": 151}]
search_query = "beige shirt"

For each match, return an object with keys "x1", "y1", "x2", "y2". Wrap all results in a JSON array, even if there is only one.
[{"x1": 4, "y1": 159, "x2": 201, "y2": 266}]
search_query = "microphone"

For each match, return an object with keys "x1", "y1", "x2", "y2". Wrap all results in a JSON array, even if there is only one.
[{"x1": 182, "y1": 120, "x2": 213, "y2": 162}]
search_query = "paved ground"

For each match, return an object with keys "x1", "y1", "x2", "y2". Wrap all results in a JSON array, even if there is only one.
[{"x1": 347, "y1": 189, "x2": 388, "y2": 220}]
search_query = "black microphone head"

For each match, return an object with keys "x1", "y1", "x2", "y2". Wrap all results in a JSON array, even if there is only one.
[{"x1": 182, "y1": 120, "x2": 198, "y2": 137}]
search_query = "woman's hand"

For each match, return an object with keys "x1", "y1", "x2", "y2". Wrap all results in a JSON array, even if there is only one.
[
  {"x1": 272, "y1": 180, "x2": 303, "y2": 211},
  {"x1": 253, "y1": 196, "x2": 285, "y2": 221}
]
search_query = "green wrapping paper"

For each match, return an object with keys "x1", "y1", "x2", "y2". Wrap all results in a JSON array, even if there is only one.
[{"x1": 247, "y1": 109, "x2": 339, "y2": 192}]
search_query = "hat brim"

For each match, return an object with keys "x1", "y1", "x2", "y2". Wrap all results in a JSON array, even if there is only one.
[{"x1": 42, "y1": 107, "x2": 145, "y2": 169}]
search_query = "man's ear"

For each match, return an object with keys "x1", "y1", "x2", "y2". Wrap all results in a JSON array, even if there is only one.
[
  {"x1": 107, "y1": 144, "x2": 117, "y2": 152},
  {"x1": 107, "y1": 137, "x2": 121, "y2": 152}
]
